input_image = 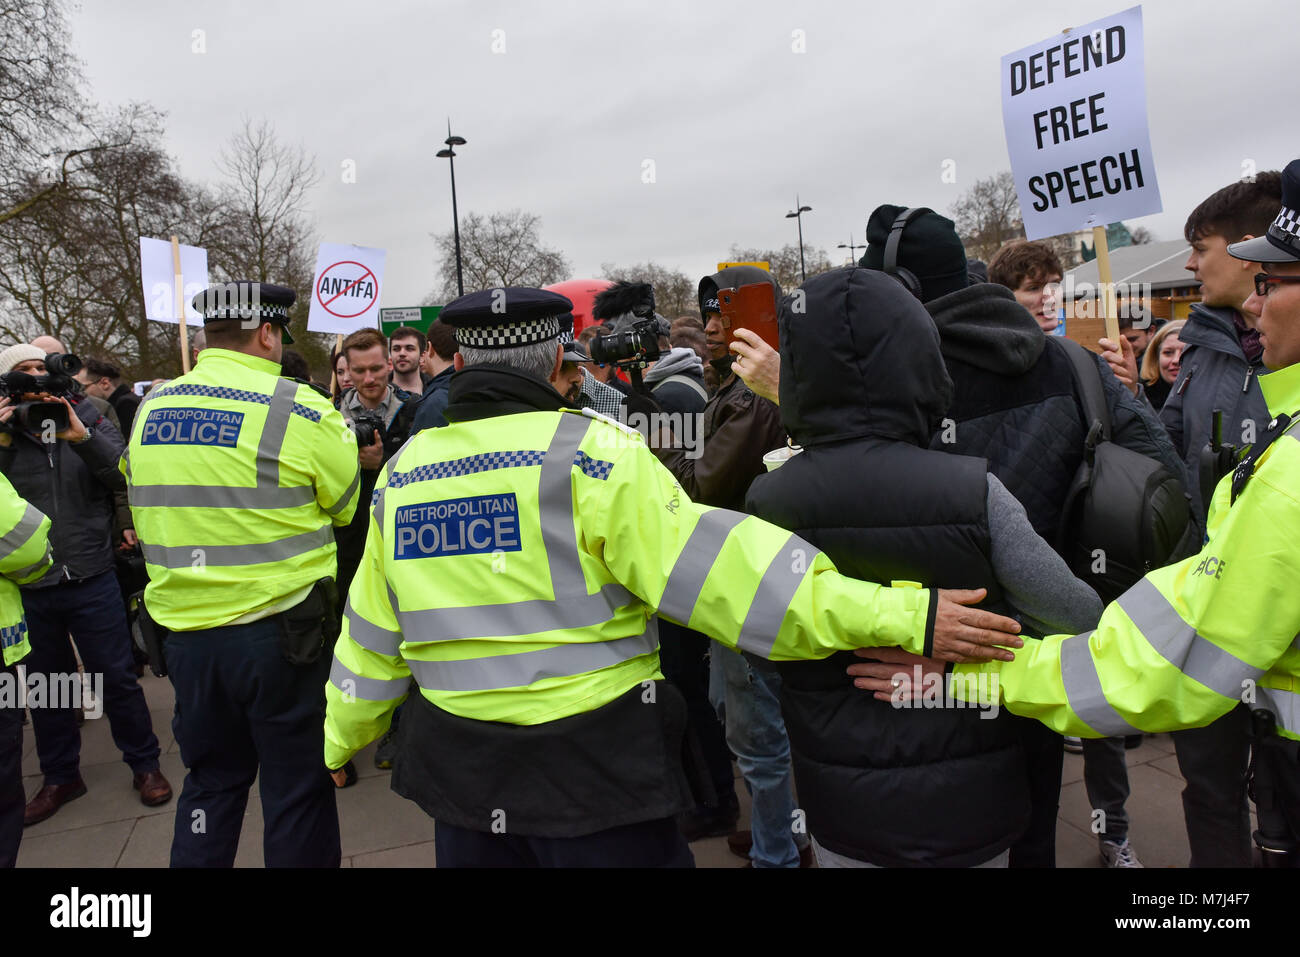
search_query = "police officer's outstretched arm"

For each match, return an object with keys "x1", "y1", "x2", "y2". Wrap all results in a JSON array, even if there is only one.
[
  {"x1": 0, "y1": 472, "x2": 50, "y2": 584},
  {"x1": 323, "y1": 465, "x2": 410, "y2": 771},
  {"x1": 312, "y1": 403, "x2": 361, "y2": 527},
  {"x1": 951, "y1": 466, "x2": 1300, "y2": 736},
  {"x1": 593, "y1": 434, "x2": 1022, "y2": 662}
]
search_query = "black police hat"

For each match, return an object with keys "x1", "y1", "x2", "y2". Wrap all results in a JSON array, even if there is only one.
[
  {"x1": 439, "y1": 287, "x2": 574, "y2": 349},
  {"x1": 192, "y1": 281, "x2": 297, "y2": 344},
  {"x1": 1229, "y1": 159, "x2": 1300, "y2": 264}
]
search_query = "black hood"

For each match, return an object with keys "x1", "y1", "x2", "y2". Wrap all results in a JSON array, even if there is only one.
[
  {"x1": 925, "y1": 283, "x2": 1045, "y2": 376},
  {"x1": 698, "y1": 265, "x2": 782, "y2": 314},
  {"x1": 778, "y1": 266, "x2": 951, "y2": 447}
]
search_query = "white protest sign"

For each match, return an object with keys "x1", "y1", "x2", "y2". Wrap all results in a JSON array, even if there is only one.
[
  {"x1": 306, "y1": 242, "x2": 386, "y2": 334},
  {"x1": 139, "y1": 237, "x2": 208, "y2": 323},
  {"x1": 1001, "y1": 5, "x2": 1161, "y2": 240}
]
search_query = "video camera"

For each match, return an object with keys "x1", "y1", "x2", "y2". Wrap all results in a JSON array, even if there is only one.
[
  {"x1": 0, "y1": 352, "x2": 82, "y2": 433},
  {"x1": 348, "y1": 409, "x2": 385, "y2": 446}
]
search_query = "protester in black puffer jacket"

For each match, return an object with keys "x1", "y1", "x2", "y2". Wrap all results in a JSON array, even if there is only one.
[{"x1": 745, "y1": 267, "x2": 1102, "y2": 867}]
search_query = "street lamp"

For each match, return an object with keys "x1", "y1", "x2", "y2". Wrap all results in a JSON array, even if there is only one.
[
  {"x1": 436, "y1": 121, "x2": 468, "y2": 297},
  {"x1": 785, "y1": 196, "x2": 812, "y2": 282},
  {"x1": 837, "y1": 236, "x2": 866, "y2": 264}
]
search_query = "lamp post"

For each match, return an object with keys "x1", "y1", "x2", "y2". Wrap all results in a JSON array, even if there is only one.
[
  {"x1": 837, "y1": 237, "x2": 866, "y2": 264},
  {"x1": 436, "y1": 122, "x2": 468, "y2": 297},
  {"x1": 785, "y1": 196, "x2": 812, "y2": 282}
]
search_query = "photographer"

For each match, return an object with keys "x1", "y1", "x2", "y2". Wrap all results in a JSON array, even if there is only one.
[
  {"x1": 0, "y1": 344, "x2": 168, "y2": 825},
  {"x1": 336, "y1": 328, "x2": 419, "y2": 599}
]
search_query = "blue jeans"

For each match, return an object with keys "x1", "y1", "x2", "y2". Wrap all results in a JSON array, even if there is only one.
[
  {"x1": 709, "y1": 642, "x2": 804, "y2": 868},
  {"x1": 23, "y1": 570, "x2": 161, "y2": 784}
]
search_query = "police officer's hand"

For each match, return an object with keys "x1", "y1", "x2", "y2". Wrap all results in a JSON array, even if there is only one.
[
  {"x1": 845, "y1": 646, "x2": 943, "y2": 699},
  {"x1": 1098, "y1": 336, "x2": 1140, "y2": 397},
  {"x1": 930, "y1": 588, "x2": 1023, "y2": 663},
  {"x1": 358, "y1": 430, "x2": 383, "y2": 470}
]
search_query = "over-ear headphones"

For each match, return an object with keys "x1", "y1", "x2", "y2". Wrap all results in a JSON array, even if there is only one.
[{"x1": 882, "y1": 207, "x2": 925, "y2": 300}]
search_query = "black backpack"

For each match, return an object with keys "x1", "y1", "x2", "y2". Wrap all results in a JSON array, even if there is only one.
[{"x1": 1052, "y1": 337, "x2": 1195, "y2": 602}]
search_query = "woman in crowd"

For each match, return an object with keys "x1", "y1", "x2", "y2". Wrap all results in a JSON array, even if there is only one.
[{"x1": 1140, "y1": 319, "x2": 1186, "y2": 411}]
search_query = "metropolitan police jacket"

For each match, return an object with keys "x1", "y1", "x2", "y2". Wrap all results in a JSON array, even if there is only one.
[
  {"x1": 0, "y1": 472, "x2": 51, "y2": 665},
  {"x1": 123, "y1": 348, "x2": 360, "y2": 631},
  {"x1": 323, "y1": 364, "x2": 941, "y2": 772},
  {"x1": 956, "y1": 358, "x2": 1300, "y2": 744},
  {"x1": 0, "y1": 397, "x2": 124, "y2": 588}
]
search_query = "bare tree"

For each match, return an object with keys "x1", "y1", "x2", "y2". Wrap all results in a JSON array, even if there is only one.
[
  {"x1": 208, "y1": 118, "x2": 327, "y2": 374},
  {"x1": 949, "y1": 171, "x2": 1025, "y2": 262},
  {"x1": 1129, "y1": 225, "x2": 1154, "y2": 245},
  {"x1": 0, "y1": 106, "x2": 220, "y2": 377},
  {"x1": 725, "y1": 243, "x2": 833, "y2": 294},
  {"x1": 599, "y1": 261, "x2": 696, "y2": 317},
  {"x1": 428, "y1": 209, "x2": 570, "y2": 301}
]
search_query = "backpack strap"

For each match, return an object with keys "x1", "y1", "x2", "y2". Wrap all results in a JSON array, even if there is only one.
[{"x1": 1047, "y1": 336, "x2": 1112, "y2": 441}]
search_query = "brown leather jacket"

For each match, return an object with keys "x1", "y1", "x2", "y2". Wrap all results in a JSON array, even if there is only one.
[{"x1": 655, "y1": 361, "x2": 785, "y2": 511}]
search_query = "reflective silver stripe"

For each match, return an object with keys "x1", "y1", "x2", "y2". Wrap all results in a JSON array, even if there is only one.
[
  {"x1": 0, "y1": 504, "x2": 45, "y2": 559},
  {"x1": 736, "y1": 533, "x2": 821, "y2": 658},
  {"x1": 129, "y1": 484, "x2": 315, "y2": 509},
  {"x1": 344, "y1": 597, "x2": 402, "y2": 656},
  {"x1": 256, "y1": 378, "x2": 298, "y2": 488},
  {"x1": 406, "y1": 624, "x2": 659, "y2": 692},
  {"x1": 1257, "y1": 685, "x2": 1300, "y2": 736},
  {"x1": 330, "y1": 655, "x2": 410, "y2": 701},
  {"x1": 11, "y1": 555, "x2": 50, "y2": 580},
  {"x1": 398, "y1": 582, "x2": 633, "y2": 643},
  {"x1": 539, "y1": 414, "x2": 592, "y2": 599},
  {"x1": 1117, "y1": 577, "x2": 1265, "y2": 698},
  {"x1": 142, "y1": 526, "x2": 332, "y2": 568},
  {"x1": 121, "y1": 448, "x2": 132, "y2": 484},
  {"x1": 1060, "y1": 631, "x2": 1142, "y2": 736},
  {"x1": 371, "y1": 459, "x2": 399, "y2": 523},
  {"x1": 324, "y1": 469, "x2": 360, "y2": 516},
  {"x1": 658, "y1": 508, "x2": 748, "y2": 625}
]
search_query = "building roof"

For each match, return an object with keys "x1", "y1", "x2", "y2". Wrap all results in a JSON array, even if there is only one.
[{"x1": 1064, "y1": 239, "x2": 1199, "y2": 295}]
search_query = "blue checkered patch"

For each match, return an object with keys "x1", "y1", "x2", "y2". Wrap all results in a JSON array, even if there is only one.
[
  {"x1": 148, "y1": 383, "x2": 321, "y2": 422},
  {"x1": 0, "y1": 621, "x2": 27, "y2": 650},
  {"x1": 574, "y1": 450, "x2": 614, "y2": 480}
]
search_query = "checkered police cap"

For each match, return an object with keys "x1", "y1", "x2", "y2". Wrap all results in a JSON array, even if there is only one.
[
  {"x1": 1229, "y1": 158, "x2": 1300, "y2": 264},
  {"x1": 439, "y1": 287, "x2": 575, "y2": 350},
  {"x1": 192, "y1": 281, "x2": 296, "y2": 324}
]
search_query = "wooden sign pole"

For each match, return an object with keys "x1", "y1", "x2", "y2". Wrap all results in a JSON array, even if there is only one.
[
  {"x1": 171, "y1": 235, "x2": 191, "y2": 373},
  {"x1": 1092, "y1": 224, "x2": 1121, "y2": 344}
]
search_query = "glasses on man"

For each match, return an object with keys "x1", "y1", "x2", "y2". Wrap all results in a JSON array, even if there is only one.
[{"x1": 1254, "y1": 273, "x2": 1300, "y2": 297}]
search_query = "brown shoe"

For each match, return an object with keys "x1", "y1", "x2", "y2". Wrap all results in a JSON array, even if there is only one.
[
  {"x1": 132, "y1": 769, "x2": 173, "y2": 807},
  {"x1": 24, "y1": 778, "x2": 88, "y2": 826},
  {"x1": 726, "y1": 829, "x2": 753, "y2": 859}
]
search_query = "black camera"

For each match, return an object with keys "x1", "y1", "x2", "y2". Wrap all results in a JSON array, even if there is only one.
[
  {"x1": 349, "y1": 409, "x2": 385, "y2": 447},
  {"x1": 0, "y1": 352, "x2": 82, "y2": 433},
  {"x1": 589, "y1": 317, "x2": 664, "y2": 368}
]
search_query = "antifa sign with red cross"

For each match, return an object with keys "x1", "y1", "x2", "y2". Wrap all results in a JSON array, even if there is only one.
[{"x1": 306, "y1": 243, "x2": 387, "y2": 334}]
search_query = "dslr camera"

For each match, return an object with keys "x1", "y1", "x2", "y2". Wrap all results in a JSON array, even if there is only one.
[
  {"x1": 589, "y1": 281, "x2": 665, "y2": 369},
  {"x1": 0, "y1": 352, "x2": 82, "y2": 433},
  {"x1": 349, "y1": 409, "x2": 386, "y2": 447},
  {"x1": 589, "y1": 316, "x2": 664, "y2": 369}
]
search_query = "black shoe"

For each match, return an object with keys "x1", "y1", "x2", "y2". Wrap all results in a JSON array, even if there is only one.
[
  {"x1": 1124, "y1": 735, "x2": 1143, "y2": 750},
  {"x1": 676, "y1": 796, "x2": 740, "y2": 843}
]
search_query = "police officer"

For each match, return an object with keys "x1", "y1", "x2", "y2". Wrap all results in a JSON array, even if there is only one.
[
  {"x1": 926, "y1": 159, "x2": 1300, "y2": 865},
  {"x1": 323, "y1": 286, "x2": 1024, "y2": 868},
  {"x1": 123, "y1": 281, "x2": 360, "y2": 868},
  {"x1": 0, "y1": 473, "x2": 51, "y2": 867}
]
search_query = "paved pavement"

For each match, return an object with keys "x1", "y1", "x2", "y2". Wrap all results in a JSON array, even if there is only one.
[{"x1": 16, "y1": 671, "x2": 1209, "y2": 868}]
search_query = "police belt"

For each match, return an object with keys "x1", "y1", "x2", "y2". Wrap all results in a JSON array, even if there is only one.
[{"x1": 392, "y1": 673, "x2": 694, "y2": 839}]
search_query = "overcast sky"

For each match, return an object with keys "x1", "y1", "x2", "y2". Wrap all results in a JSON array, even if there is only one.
[{"x1": 71, "y1": 0, "x2": 1297, "y2": 306}]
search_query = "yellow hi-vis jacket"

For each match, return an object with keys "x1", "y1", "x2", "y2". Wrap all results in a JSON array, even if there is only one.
[
  {"x1": 324, "y1": 408, "x2": 934, "y2": 769},
  {"x1": 121, "y1": 348, "x2": 360, "y2": 631},
  {"x1": 954, "y1": 359, "x2": 1300, "y2": 742},
  {"x1": 0, "y1": 472, "x2": 51, "y2": 666}
]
